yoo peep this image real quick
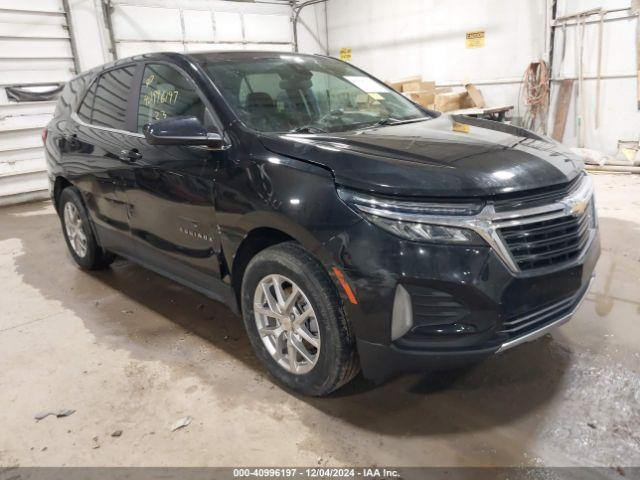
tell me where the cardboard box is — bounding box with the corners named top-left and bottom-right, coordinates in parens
top-left (464, 83), bottom-right (485, 107)
top-left (386, 77), bottom-right (437, 107)
top-left (403, 80), bottom-right (435, 108)
top-left (386, 76), bottom-right (429, 93)
top-left (434, 91), bottom-right (469, 112)
top-left (387, 81), bottom-right (405, 92)
top-left (402, 80), bottom-right (435, 93)
top-left (407, 91), bottom-right (435, 108)
top-left (401, 81), bottom-right (420, 92)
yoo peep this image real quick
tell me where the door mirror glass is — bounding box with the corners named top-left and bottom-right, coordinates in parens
top-left (143, 116), bottom-right (225, 148)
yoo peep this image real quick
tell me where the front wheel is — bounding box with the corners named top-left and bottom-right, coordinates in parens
top-left (241, 242), bottom-right (359, 396)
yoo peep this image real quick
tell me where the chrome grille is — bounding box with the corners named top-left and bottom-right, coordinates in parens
top-left (498, 200), bottom-right (593, 271)
top-left (493, 175), bottom-right (583, 213)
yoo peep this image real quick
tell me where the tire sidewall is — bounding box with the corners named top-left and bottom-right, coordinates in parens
top-left (59, 188), bottom-right (101, 269)
top-left (241, 246), bottom-right (345, 395)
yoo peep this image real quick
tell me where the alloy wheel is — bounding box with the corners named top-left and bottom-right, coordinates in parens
top-left (253, 274), bottom-right (321, 374)
top-left (63, 202), bottom-right (88, 258)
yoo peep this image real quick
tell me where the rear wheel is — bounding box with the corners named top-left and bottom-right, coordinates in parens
top-left (241, 242), bottom-right (359, 396)
top-left (59, 187), bottom-right (115, 270)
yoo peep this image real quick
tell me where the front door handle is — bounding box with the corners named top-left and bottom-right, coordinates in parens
top-left (119, 149), bottom-right (142, 162)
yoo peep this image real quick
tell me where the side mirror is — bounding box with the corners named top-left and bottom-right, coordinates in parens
top-left (143, 116), bottom-right (226, 149)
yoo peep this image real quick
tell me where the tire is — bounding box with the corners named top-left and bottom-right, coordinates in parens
top-left (58, 187), bottom-right (115, 270)
top-left (241, 242), bottom-right (360, 396)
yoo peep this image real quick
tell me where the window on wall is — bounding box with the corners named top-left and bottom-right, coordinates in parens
top-left (137, 63), bottom-right (208, 133)
top-left (91, 66), bottom-right (135, 131)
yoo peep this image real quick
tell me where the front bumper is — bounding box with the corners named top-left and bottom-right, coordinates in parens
top-left (327, 216), bottom-right (600, 382)
top-left (496, 274), bottom-right (593, 353)
top-left (356, 275), bottom-right (593, 381)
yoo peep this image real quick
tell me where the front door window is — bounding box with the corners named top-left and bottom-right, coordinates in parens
top-left (137, 63), bottom-right (210, 132)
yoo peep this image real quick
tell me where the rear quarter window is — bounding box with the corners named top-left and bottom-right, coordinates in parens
top-left (54, 74), bottom-right (93, 118)
top-left (91, 66), bottom-right (136, 131)
top-left (77, 80), bottom-right (97, 123)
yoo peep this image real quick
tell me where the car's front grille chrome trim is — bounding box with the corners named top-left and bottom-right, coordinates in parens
top-left (489, 175), bottom-right (595, 272)
top-left (367, 175), bottom-right (595, 275)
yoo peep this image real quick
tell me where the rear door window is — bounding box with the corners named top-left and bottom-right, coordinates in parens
top-left (91, 66), bottom-right (136, 131)
top-left (137, 63), bottom-right (209, 132)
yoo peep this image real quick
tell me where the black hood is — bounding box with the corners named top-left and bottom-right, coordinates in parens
top-left (257, 115), bottom-right (583, 198)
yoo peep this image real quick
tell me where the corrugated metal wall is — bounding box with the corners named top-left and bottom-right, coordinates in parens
top-left (106, 0), bottom-right (295, 58)
top-left (0, 0), bottom-right (78, 206)
top-left (0, 0), bottom-right (298, 207)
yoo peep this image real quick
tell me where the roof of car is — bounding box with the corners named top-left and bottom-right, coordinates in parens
top-left (97, 50), bottom-right (322, 69)
top-left (189, 50), bottom-right (322, 60)
top-left (74, 50), bottom-right (332, 84)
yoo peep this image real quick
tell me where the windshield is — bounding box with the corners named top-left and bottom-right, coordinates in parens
top-left (201, 54), bottom-right (430, 133)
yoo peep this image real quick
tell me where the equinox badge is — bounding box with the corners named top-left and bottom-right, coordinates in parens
top-left (178, 226), bottom-right (214, 243)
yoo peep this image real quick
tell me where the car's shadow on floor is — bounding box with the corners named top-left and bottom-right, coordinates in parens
top-left (5, 201), bottom-right (575, 437)
top-left (88, 258), bottom-right (574, 438)
top-left (302, 336), bottom-right (573, 436)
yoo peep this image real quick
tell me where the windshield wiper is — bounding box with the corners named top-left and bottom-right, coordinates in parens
top-left (289, 125), bottom-right (328, 134)
top-left (371, 117), bottom-right (402, 127)
top-left (362, 116), bottom-right (432, 130)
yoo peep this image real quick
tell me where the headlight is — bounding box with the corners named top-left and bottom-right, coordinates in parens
top-left (366, 215), bottom-right (480, 243)
top-left (338, 188), bottom-right (485, 244)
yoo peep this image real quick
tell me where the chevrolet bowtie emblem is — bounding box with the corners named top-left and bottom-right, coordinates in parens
top-left (564, 198), bottom-right (589, 217)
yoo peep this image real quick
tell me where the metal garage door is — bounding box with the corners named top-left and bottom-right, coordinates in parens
top-left (0, 0), bottom-right (79, 206)
top-left (105, 0), bottom-right (294, 59)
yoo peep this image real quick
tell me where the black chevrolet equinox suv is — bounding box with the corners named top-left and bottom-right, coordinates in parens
top-left (45, 51), bottom-right (600, 395)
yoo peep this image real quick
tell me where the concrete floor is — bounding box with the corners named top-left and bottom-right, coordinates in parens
top-left (0, 173), bottom-right (639, 468)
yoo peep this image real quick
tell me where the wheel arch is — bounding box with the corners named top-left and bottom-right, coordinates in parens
top-left (53, 176), bottom-right (73, 213)
top-left (228, 214), bottom-right (338, 312)
top-left (53, 177), bottom-right (104, 250)
top-left (230, 227), bottom-right (295, 310)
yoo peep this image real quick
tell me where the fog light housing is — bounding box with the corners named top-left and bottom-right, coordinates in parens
top-left (391, 285), bottom-right (413, 340)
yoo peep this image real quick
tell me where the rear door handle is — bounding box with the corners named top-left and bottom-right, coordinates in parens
top-left (119, 149), bottom-right (142, 162)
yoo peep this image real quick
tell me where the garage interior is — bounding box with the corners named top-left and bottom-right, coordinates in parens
top-left (1, 0), bottom-right (639, 471)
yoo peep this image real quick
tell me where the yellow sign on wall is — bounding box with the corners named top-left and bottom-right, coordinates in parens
top-left (465, 31), bottom-right (485, 49)
top-left (339, 47), bottom-right (352, 61)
